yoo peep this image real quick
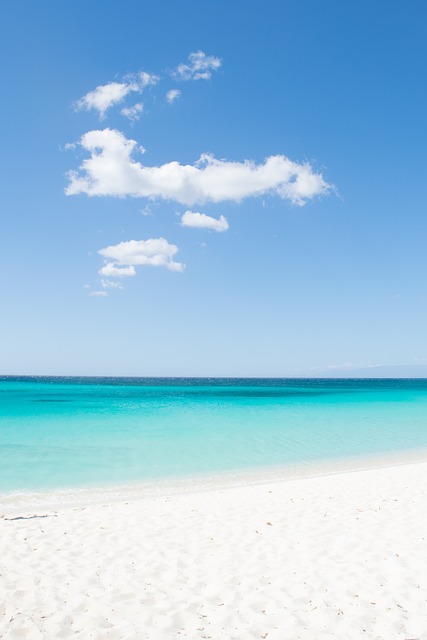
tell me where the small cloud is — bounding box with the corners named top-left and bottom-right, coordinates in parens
top-left (181, 210), bottom-right (229, 232)
top-left (173, 51), bottom-right (222, 81)
top-left (75, 81), bottom-right (137, 119)
top-left (101, 279), bottom-right (123, 289)
top-left (135, 71), bottom-right (159, 89)
top-left (99, 263), bottom-right (136, 277)
top-left (166, 89), bottom-right (181, 104)
top-left (121, 102), bottom-right (144, 122)
top-left (74, 71), bottom-right (158, 119)
top-left (83, 284), bottom-right (91, 289)
top-left (98, 238), bottom-right (185, 275)
top-left (140, 204), bottom-right (153, 217)
top-left (89, 290), bottom-right (108, 297)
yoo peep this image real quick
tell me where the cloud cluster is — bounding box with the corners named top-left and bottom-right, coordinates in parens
top-left (181, 210), bottom-right (229, 232)
top-left (174, 51), bottom-right (222, 81)
top-left (75, 72), bottom-right (158, 119)
top-left (75, 51), bottom-right (217, 121)
top-left (66, 129), bottom-right (331, 206)
top-left (98, 238), bottom-right (185, 277)
top-left (70, 52), bottom-right (334, 297)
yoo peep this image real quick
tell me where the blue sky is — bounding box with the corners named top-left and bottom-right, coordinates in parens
top-left (1, 0), bottom-right (427, 376)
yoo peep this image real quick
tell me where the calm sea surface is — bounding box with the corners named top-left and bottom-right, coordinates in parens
top-left (1, 377), bottom-right (427, 493)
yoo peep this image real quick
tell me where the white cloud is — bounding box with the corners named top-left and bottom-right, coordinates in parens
top-left (66, 129), bottom-right (331, 206)
top-left (98, 238), bottom-right (185, 274)
top-left (166, 89), bottom-right (181, 104)
top-left (140, 204), bottom-right (153, 216)
top-left (174, 51), bottom-right (222, 81)
top-left (181, 210), bottom-right (229, 232)
top-left (75, 72), bottom-right (158, 119)
top-left (101, 279), bottom-right (123, 289)
top-left (136, 71), bottom-right (159, 89)
top-left (76, 82), bottom-right (137, 119)
top-left (99, 263), bottom-right (136, 277)
top-left (121, 102), bottom-right (144, 122)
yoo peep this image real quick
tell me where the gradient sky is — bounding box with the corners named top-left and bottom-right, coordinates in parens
top-left (1, 0), bottom-right (427, 376)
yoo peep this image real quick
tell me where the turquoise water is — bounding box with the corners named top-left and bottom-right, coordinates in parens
top-left (1, 377), bottom-right (427, 493)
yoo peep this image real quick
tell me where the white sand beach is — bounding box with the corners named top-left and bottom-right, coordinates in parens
top-left (1, 458), bottom-right (427, 639)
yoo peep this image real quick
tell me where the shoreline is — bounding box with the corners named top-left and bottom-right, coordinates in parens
top-left (2, 446), bottom-right (427, 515)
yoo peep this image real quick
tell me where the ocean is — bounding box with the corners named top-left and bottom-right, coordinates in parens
top-left (1, 377), bottom-right (427, 493)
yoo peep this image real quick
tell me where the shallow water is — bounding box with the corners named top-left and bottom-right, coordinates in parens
top-left (1, 377), bottom-right (427, 492)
